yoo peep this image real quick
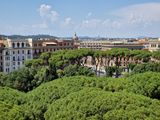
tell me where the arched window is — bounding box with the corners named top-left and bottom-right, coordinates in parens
top-left (12, 43), bottom-right (15, 48)
top-left (22, 43), bottom-right (24, 47)
top-left (17, 43), bottom-right (20, 48)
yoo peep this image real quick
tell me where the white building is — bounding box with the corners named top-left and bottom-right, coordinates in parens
top-left (148, 41), bottom-right (160, 52)
top-left (3, 38), bottom-right (33, 73)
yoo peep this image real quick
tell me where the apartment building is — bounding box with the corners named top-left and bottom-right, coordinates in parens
top-left (148, 41), bottom-right (160, 52)
top-left (102, 41), bottom-right (144, 50)
top-left (79, 40), bottom-right (144, 50)
top-left (2, 38), bottom-right (33, 73)
top-left (28, 38), bottom-right (76, 58)
top-left (0, 39), bottom-right (4, 72)
top-left (0, 33), bottom-right (78, 73)
top-left (79, 40), bottom-right (110, 50)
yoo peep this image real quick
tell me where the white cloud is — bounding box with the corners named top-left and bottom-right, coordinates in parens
top-left (38, 4), bottom-right (59, 22)
top-left (74, 3), bottom-right (160, 37)
top-left (4, 2), bottom-right (160, 37)
top-left (114, 2), bottom-right (160, 27)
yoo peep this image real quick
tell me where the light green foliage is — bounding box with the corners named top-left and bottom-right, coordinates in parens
top-left (45, 88), bottom-right (160, 120)
top-left (0, 49), bottom-right (159, 119)
top-left (126, 72), bottom-right (160, 99)
top-left (0, 72), bottom-right (160, 119)
top-left (0, 87), bottom-right (25, 105)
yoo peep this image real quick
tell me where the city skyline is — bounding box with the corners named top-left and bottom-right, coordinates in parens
top-left (0, 0), bottom-right (160, 37)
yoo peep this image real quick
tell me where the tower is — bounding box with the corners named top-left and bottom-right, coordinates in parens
top-left (72, 32), bottom-right (79, 49)
top-left (72, 32), bottom-right (79, 41)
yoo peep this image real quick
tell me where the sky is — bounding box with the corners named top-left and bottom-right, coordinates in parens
top-left (0, 0), bottom-right (160, 37)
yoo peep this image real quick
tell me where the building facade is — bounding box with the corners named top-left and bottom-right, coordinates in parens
top-left (79, 40), bottom-right (110, 50)
top-left (29, 38), bottom-right (76, 58)
top-left (0, 36), bottom-right (78, 73)
top-left (148, 41), bottom-right (160, 52)
top-left (2, 38), bottom-right (33, 73)
top-left (0, 39), bottom-right (4, 72)
top-left (79, 40), bottom-right (144, 50)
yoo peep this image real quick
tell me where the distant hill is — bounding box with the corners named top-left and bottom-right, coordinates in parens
top-left (0, 34), bottom-right (58, 39)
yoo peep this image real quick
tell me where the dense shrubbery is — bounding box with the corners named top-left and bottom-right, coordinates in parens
top-left (0, 72), bottom-right (160, 119)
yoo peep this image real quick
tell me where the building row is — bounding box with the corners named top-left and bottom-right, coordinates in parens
top-left (0, 36), bottom-right (78, 73)
top-left (78, 38), bottom-right (160, 52)
top-left (0, 33), bottom-right (160, 73)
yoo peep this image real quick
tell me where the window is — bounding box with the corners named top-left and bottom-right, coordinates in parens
top-left (151, 44), bottom-right (156, 47)
top-left (18, 56), bottom-right (20, 61)
top-left (18, 50), bottom-right (20, 54)
top-left (6, 51), bottom-right (9, 55)
top-left (22, 50), bottom-right (24, 54)
top-left (12, 43), bottom-right (15, 48)
top-left (13, 51), bottom-right (15, 54)
top-left (18, 62), bottom-right (20, 65)
top-left (28, 50), bottom-right (30, 54)
top-left (22, 56), bottom-right (25, 60)
top-left (13, 56), bottom-right (15, 61)
top-left (22, 43), bottom-right (24, 47)
top-left (17, 43), bottom-right (20, 48)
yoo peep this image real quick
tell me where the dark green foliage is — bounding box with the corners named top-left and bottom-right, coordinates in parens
top-left (0, 72), bottom-right (8, 86)
top-left (63, 65), bottom-right (95, 77)
top-left (105, 66), bottom-right (116, 77)
top-left (45, 88), bottom-right (160, 120)
top-left (128, 63), bottom-right (136, 71)
top-left (132, 62), bottom-right (160, 74)
top-left (25, 59), bottom-right (43, 68)
top-left (5, 67), bottom-right (36, 92)
top-left (152, 51), bottom-right (160, 60)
